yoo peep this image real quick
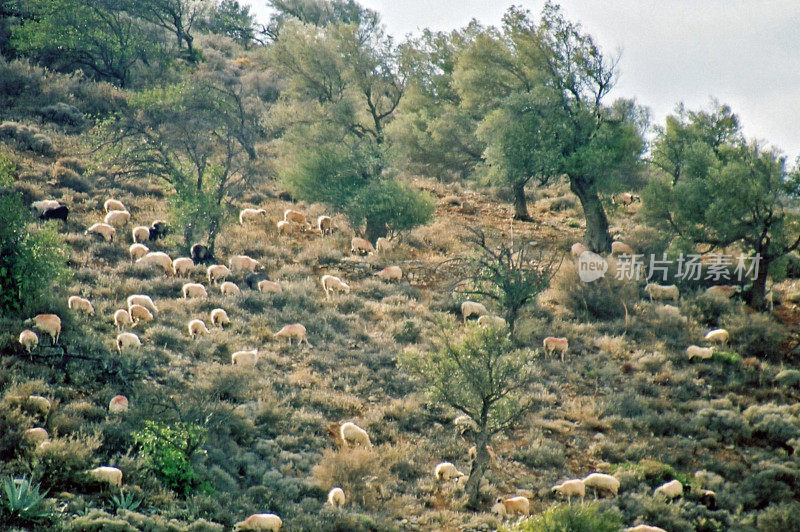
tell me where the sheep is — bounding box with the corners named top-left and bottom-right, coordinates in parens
top-left (188, 319), bottom-right (210, 339)
top-left (233, 513), bottom-right (282, 532)
top-left (467, 445), bottom-right (497, 462)
top-left (148, 220), bottom-right (168, 241)
top-left (327, 487), bottom-right (345, 508)
top-left (129, 243), bottom-right (149, 262)
top-left (132, 226), bottom-right (151, 243)
top-left (173, 257), bottom-right (194, 276)
top-left (704, 328), bottom-right (729, 346)
top-left (644, 283), bottom-right (679, 302)
top-left (239, 208), bottom-right (267, 224)
top-left (582, 473), bottom-right (620, 498)
top-left (705, 285), bottom-right (741, 299)
top-left (340, 421), bottom-right (371, 448)
top-left (283, 209), bottom-right (308, 227)
top-left (698, 488), bottom-right (717, 508)
top-left (376, 237), bottom-right (393, 254)
top-left (127, 295), bottom-right (158, 315)
top-left (114, 309), bottom-right (133, 330)
top-left (26, 314), bottom-right (61, 344)
top-left (26, 395), bottom-right (51, 415)
top-left (210, 308), bottom-right (230, 328)
top-left (232, 348), bottom-right (258, 367)
top-left (273, 323), bottom-right (311, 347)
top-left (88, 466), bottom-right (123, 487)
top-left (128, 304), bottom-right (154, 325)
top-left (570, 242), bottom-right (589, 258)
top-left (258, 280), bottom-right (283, 294)
top-left (68, 295), bottom-right (94, 316)
top-left (477, 315), bottom-right (507, 329)
top-left (615, 192), bottom-right (641, 206)
top-left (654, 479), bottom-right (683, 501)
top-left (461, 301), bottom-right (487, 321)
top-left (686, 345), bottom-right (714, 360)
top-left (32, 199), bottom-right (62, 215)
top-left (543, 337), bottom-right (569, 362)
top-left (552, 479), bottom-right (586, 505)
top-left (220, 281), bottom-right (242, 296)
top-left (85, 222), bottom-right (116, 241)
top-left (454, 414), bottom-right (478, 435)
top-left (18, 330), bottom-right (38, 353)
top-left (317, 215), bottom-right (333, 235)
top-left (624, 526), bottom-right (667, 532)
top-left (492, 496), bottom-right (530, 517)
top-left (24, 427), bottom-right (49, 444)
top-left (104, 199), bottom-right (126, 213)
top-left (321, 275), bottom-right (350, 300)
top-left (182, 283), bottom-right (207, 299)
top-left (276, 220), bottom-right (297, 235)
top-left (136, 251), bottom-right (173, 275)
top-left (350, 237), bottom-right (375, 255)
top-left (191, 243), bottom-right (212, 264)
top-left (377, 266), bottom-right (402, 281)
top-left (207, 264), bottom-right (231, 284)
top-left (104, 209), bottom-right (131, 228)
top-left (39, 205), bottom-right (68, 222)
top-left (109, 395), bottom-right (129, 414)
top-left (434, 462), bottom-right (465, 481)
top-left (611, 241), bottom-right (634, 256)
top-left (116, 332), bottom-right (141, 352)
top-left (230, 255), bottom-right (260, 274)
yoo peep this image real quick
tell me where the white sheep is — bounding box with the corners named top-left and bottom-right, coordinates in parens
top-left (127, 295), bottom-right (158, 315)
top-left (239, 208), bottom-right (267, 225)
top-left (131, 226), bottom-right (151, 243)
top-left (284, 209), bottom-right (308, 227)
top-left (454, 414), bottom-right (478, 434)
top-left (570, 242), bottom-right (589, 259)
top-left (136, 251), bottom-right (173, 275)
top-left (210, 308), bottom-right (230, 328)
top-left (104, 209), bottom-right (131, 228)
top-left (377, 266), bottom-right (402, 281)
top-left (172, 257), bottom-right (194, 276)
top-left (624, 526), bottom-right (667, 532)
top-left (327, 487), bottom-right (345, 508)
top-left (109, 395), bottom-right (129, 414)
top-left (128, 304), bottom-right (154, 325)
top-left (85, 222), bottom-right (116, 241)
top-left (18, 330), bottom-right (38, 353)
top-left (129, 243), bottom-right (149, 262)
top-left (317, 215), bottom-right (332, 235)
top-left (321, 275), bottom-right (350, 300)
top-left (32, 199), bottom-right (62, 215)
top-left (258, 280), bottom-right (283, 294)
top-left (615, 193), bottom-right (641, 206)
top-left (26, 314), bottom-right (61, 344)
top-left (188, 319), bottom-right (210, 339)
top-left (376, 237), bottom-right (393, 254)
top-left (467, 445), bottom-right (497, 462)
top-left (68, 296), bottom-right (94, 316)
top-left (582, 473), bottom-right (620, 498)
top-left (24, 427), bottom-right (49, 444)
top-left (644, 283), bottom-right (679, 302)
top-left (611, 241), bottom-right (634, 256)
top-left (232, 348), bottom-right (258, 367)
top-left (543, 337), bottom-right (569, 362)
top-left (233, 513), bottom-right (282, 532)
top-left (114, 309), bottom-right (133, 331)
top-left (686, 345), bottom-right (714, 361)
top-left (220, 281), bottom-right (242, 296)
top-left (116, 332), bottom-right (141, 352)
top-left (229, 255), bottom-right (260, 273)
top-left (552, 479), bottom-right (586, 505)
top-left (182, 283), bottom-right (208, 299)
top-left (350, 237), bottom-right (375, 255)
top-left (434, 462), bottom-right (465, 481)
top-left (273, 324), bottom-right (311, 347)
top-left (88, 466), bottom-right (123, 487)
top-left (207, 264), bottom-right (231, 284)
top-left (704, 328), bottom-right (729, 346)
top-left (461, 301), bottom-right (487, 321)
top-left (477, 315), bottom-right (507, 329)
top-left (654, 479), bottom-right (683, 501)
top-left (340, 421), bottom-right (371, 448)
top-left (104, 199), bottom-right (126, 213)
top-left (276, 220), bottom-right (297, 235)
top-left (492, 496), bottom-right (530, 517)
top-left (705, 285), bottom-right (740, 299)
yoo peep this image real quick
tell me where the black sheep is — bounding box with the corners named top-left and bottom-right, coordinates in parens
top-left (39, 205), bottom-right (69, 222)
top-left (190, 243), bottom-right (213, 264)
top-left (148, 220), bottom-right (168, 241)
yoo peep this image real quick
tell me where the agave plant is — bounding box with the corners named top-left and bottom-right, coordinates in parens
top-left (0, 476), bottom-right (53, 526)
top-left (109, 489), bottom-right (142, 512)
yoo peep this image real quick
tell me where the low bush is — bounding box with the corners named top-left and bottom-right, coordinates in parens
top-left (554, 261), bottom-right (639, 321)
top-left (508, 503), bottom-right (622, 532)
top-left (721, 312), bottom-right (786, 360)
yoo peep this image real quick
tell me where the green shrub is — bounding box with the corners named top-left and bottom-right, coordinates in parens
top-left (40, 102), bottom-right (83, 126)
top-left (0, 476), bottom-right (53, 527)
top-left (32, 433), bottom-right (102, 491)
top-left (683, 293), bottom-right (735, 327)
top-left (756, 501), bottom-right (800, 531)
top-left (507, 503), bottom-right (622, 532)
top-left (555, 261), bottom-right (639, 321)
top-left (721, 312), bottom-right (786, 359)
top-left (133, 420), bottom-right (210, 496)
top-left (346, 178), bottom-right (435, 239)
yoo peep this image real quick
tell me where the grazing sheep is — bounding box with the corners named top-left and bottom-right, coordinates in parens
top-left (104, 209), bottom-right (131, 228)
top-left (104, 199), bottom-right (126, 213)
top-left (615, 193), bottom-right (641, 206)
top-left (350, 237), bottom-right (375, 255)
top-left (109, 395), bottom-right (128, 414)
top-left (127, 295), bottom-right (158, 315)
top-left (283, 209), bottom-right (308, 226)
top-left (644, 283), bottom-right (680, 302)
top-left (477, 315), bottom-right (507, 328)
top-left (129, 243), bottom-right (149, 262)
top-left (624, 526), bottom-right (667, 532)
top-left (340, 422), bottom-right (371, 448)
top-left (220, 281), bottom-right (241, 296)
top-left (321, 275), bottom-right (350, 300)
top-left (233, 513), bottom-right (282, 532)
top-left (232, 348), bottom-right (258, 367)
top-left (182, 283), bottom-right (208, 299)
top-left (40, 205), bottom-right (68, 222)
top-left (88, 466), bottom-right (123, 487)
top-left (26, 395), bottom-right (51, 415)
top-left (136, 251), bottom-right (173, 275)
top-left (207, 264), bottom-right (231, 284)
top-left (128, 304), bottom-right (154, 325)
top-left (492, 496), bottom-right (530, 517)
top-left (434, 462), bottom-right (465, 481)
top-left (210, 308), bottom-right (230, 328)
top-left (317, 215), bottom-right (332, 235)
top-left (654, 479), bottom-right (683, 501)
top-left (461, 301), bottom-right (487, 321)
top-left (114, 309), bottom-right (133, 330)
top-left (276, 220), bottom-right (297, 235)
top-left (257, 280), bottom-right (283, 294)
top-left (173, 257), bottom-right (194, 276)
top-left (687, 345), bottom-right (714, 360)
top-left (611, 241), bottom-right (634, 256)
top-left (191, 243), bottom-right (212, 264)
top-left (32, 199), bottom-right (62, 215)
top-left (68, 296), bottom-right (94, 316)
top-left (377, 266), bottom-right (402, 281)
top-left (552, 479), bottom-right (586, 505)
top-left (188, 319), bottom-right (210, 339)
top-left (543, 337), bottom-right (569, 362)
top-left (24, 427), bottom-right (49, 444)
top-left (273, 324), bottom-right (311, 347)
top-left (705, 285), bottom-right (741, 299)
top-left (327, 487), bottom-right (345, 508)
top-left (85, 222), bottom-right (116, 241)
top-left (116, 332), bottom-right (141, 352)
top-left (570, 242), bottom-right (589, 259)
top-left (18, 330), bottom-right (38, 353)
top-left (230, 255), bottom-right (260, 273)
top-left (376, 237), bottom-right (393, 254)
top-left (698, 488), bottom-right (717, 507)
top-left (704, 328), bottom-right (729, 346)
top-left (26, 314), bottom-right (61, 344)
top-left (582, 473), bottom-right (620, 498)
top-left (454, 414), bottom-right (478, 435)
top-left (239, 208), bottom-right (266, 224)
top-left (132, 226), bottom-right (151, 243)
top-left (148, 220), bottom-right (168, 241)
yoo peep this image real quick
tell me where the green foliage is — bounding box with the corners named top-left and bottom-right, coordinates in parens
top-left (0, 476), bottom-right (53, 527)
top-left (32, 433), bottom-right (102, 491)
top-left (347, 178), bottom-right (434, 237)
top-left (507, 504), bottom-right (622, 532)
top-left (133, 420), bottom-right (210, 496)
top-left (109, 490), bottom-right (141, 512)
top-left (199, 0), bottom-right (256, 46)
top-left (555, 261), bottom-right (639, 321)
top-left (721, 312), bottom-right (786, 360)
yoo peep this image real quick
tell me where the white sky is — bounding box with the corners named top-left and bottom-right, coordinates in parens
top-left (246, 0), bottom-right (800, 162)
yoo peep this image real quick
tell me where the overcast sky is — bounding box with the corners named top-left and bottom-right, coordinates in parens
top-left (246, 1), bottom-right (800, 162)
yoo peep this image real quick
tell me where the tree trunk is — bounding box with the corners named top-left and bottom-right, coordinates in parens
top-left (465, 431), bottom-right (491, 510)
top-left (746, 255), bottom-right (770, 309)
top-left (363, 217), bottom-right (387, 245)
top-left (512, 181), bottom-right (531, 221)
top-left (183, 222), bottom-right (194, 250)
top-left (207, 216), bottom-right (220, 257)
top-left (570, 177), bottom-right (612, 254)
